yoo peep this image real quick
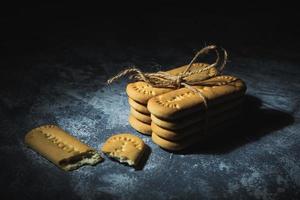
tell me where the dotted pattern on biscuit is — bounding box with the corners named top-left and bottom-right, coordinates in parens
top-left (131, 84), bottom-right (156, 96)
top-left (31, 125), bottom-right (80, 154)
top-left (176, 63), bottom-right (209, 76)
top-left (153, 76), bottom-right (239, 109)
top-left (155, 92), bottom-right (194, 109)
top-left (106, 135), bottom-right (143, 155)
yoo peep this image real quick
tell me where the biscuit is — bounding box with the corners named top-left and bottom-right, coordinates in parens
top-left (152, 131), bottom-right (202, 151)
top-left (128, 115), bottom-right (152, 135)
top-left (152, 119), bottom-right (236, 151)
top-left (167, 63), bottom-right (218, 82)
top-left (126, 63), bottom-right (218, 104)
top-left (126, 82), bottom-right (172, 104)
top-left (101, 133), bottom-right (146, 166)
top-left (150, 97), bottom-right (244, 130)
top-left (24, 125), bottom-right (103, 171)
top-left (147, 75), bottom-right (246, 120)
top-left (128, 97), bottom-right (150, 114)
top-left (130, 107), bottom-right (151, 124)
top-left (151, 107), bottom-right (242, 141)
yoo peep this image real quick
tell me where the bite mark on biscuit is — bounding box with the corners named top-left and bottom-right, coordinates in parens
top-left (102, 134), bottom-right (145, 166)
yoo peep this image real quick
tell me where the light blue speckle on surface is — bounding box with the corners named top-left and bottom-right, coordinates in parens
top-left (1, 47), bottom-right (300, 200)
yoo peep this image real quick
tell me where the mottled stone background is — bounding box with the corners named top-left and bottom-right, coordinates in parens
top-left (0, 3), bottom-right (299, 200)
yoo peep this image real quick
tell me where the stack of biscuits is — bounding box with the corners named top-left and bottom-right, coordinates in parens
top-left (126, 63), bottom-right (218, 135)
top-left (127, 82), bottom-right (172, 135)
top-left (126, 63), bottom-right (246, 151)
top-left (148, 75), bottom-right (246, 151)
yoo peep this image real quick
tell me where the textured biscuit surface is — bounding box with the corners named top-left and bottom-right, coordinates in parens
top-left (101, 133), bottom-right (146, 166)
top-left (130, 107), bottom-right (151, 124)
top-left (126, 63), bottom-right (218, 104)
top-left (150, 97), bottom-right (244, 130)
top-left (128, 97), bottom-right (150, 114)
top-left (167, 63), bottom-right (218, 81)
top-left (24, 125), bottom-right (103, 171)
top-left (148, 76), bottom-right (246, 120)
top-left (128, 115), bottom-right (152, 135)
top-left (126, 82), bottom-right (172, 104)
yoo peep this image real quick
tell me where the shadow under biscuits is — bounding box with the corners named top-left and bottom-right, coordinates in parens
top-left (134, 144), bottom-right (151, 170)
top-left (171, 94), bottom-right (295, 155)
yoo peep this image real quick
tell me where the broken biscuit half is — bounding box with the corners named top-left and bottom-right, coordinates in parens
top-left (25, 125), bottom-right (103, 171)
top-left (101, 133), bottom-right (146, 166)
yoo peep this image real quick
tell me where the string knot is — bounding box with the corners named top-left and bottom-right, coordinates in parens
top-left (175, 75), bottom-right (183, 88)
top-left (107, 45), bottom-right (228, 108)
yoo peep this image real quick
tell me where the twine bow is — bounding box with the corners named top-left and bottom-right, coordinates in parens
top-left (107, 45), bottom-right (228, 108)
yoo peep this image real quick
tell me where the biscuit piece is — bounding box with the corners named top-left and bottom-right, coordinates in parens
top-left (128, 115), bottom-right (152, 135)
top-left (24, 125), bottom-right (103, 171)
top-left (150, 97), bottom-right (244, 130)
top-left (130, 107), bottom-right (151, 124)
top-left (126, 63), bottom-right (218, 104)
top-left (101, 133), bottom-right (146, 166)
top-left (152, 119), bottom-right (236, 151)
top-left (152, 107), bottom-right (242, 141)
top-left (128, 97), bottom-right (150, 114)
top-left (148, 75), bottom-right (246, 120)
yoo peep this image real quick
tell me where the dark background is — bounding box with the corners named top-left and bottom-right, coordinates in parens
top-left (0, 2), bottom-right (300, 200)
top-left (1, 2), bottom-right (300, 61)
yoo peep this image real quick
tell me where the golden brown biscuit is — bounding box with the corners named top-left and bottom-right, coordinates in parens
top-left (152, 131), bottom-right (199, 151)
top-left (101, 133), bottom-right (146, 166)
top-left (128, 115), bottom-right (152, 135)
top-left (150, 97), bottom-right (244, 130)
top-left (128, 97), bottom-right (150, 114)
top-left (126, 63), bottom-right (218, 104)
top-left (24, 125), bottom-right (103, 171)
top-left (130, 107), bottom-right (151, 124)
top-left (148, 75), bottom-right (246, 120)
top-left (126, 81), bottom-right (172, 104)
top-left (151, 107), bottom-right (242, 141)
top-left (167, 63), bottom-right (218, 80)
top-left (152, 119), bottom-right (236, 151)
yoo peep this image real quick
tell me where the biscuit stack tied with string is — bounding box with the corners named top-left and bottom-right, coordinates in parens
top-left (125, 63), bottom-right (218, 135)
top-left (108, 45), bottom-right (247, 151)
top-left (148, 75), bottom-right (246, 151)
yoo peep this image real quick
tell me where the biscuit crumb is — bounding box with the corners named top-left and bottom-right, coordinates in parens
top-left (59, 150), bottom-right (103, 171)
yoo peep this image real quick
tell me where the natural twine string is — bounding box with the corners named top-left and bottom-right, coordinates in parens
top-left (107, 45), bottom-right (228, 108)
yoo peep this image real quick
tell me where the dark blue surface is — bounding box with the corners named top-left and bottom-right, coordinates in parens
top-left (0, 5), bottom-right (300, 200)
top-left (1, 46), bottom-right (300, 200)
